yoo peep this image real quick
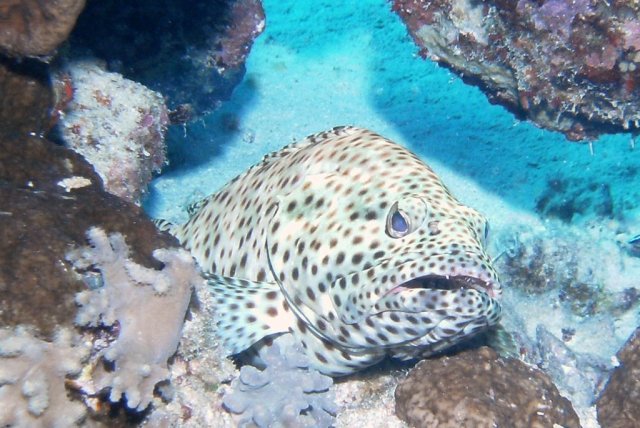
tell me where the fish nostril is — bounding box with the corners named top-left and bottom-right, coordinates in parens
top-left (427, 221), bottom-right (440, 236)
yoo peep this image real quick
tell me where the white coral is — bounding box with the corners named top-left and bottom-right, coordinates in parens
top-left (0, 327), bottom-right (89, 427)
top-left (67, 227), bottom-right (200, 410)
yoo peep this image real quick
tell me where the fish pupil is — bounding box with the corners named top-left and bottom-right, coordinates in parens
top-left (391, 210), bottom-right (409, 234)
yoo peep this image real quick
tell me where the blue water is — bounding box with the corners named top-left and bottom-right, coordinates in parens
top-left (144, 0), bottom-right (638, 226)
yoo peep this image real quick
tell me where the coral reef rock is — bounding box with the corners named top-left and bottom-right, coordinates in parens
top-left (0, 132), bottom-right (177, 336)
top-left (536, 325), bottom-right (610, 410)
top-left (394, 346), bottom-right (580, 428)
top-left (494, 222), bottom-right (639, 318)
top-left (148, 280), bottom-right (238, 427)
top-left (0, 58), bottom-right (53, 139)
top-left (0, 0), bottom-right (85, 58)
top-left (392, 0), bottom-right (640, 140)
top-left (334, 370), bottom-right (405, 428)
top-left (67, 227), bottom-right (199, 411)
top-left (597, 327), bottom-right (640, 428)
top-left (0, 327), bottom-right (89, 427)
top-left (67, 0), bottom-right (265, 116)
top-left (58, 61), bottom-right (169, 204)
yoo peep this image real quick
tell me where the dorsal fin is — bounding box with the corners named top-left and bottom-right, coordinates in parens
top-left (255, 125), bottom-right (357, 169)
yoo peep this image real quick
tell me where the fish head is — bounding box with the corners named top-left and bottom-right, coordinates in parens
top-left (266, 128), bottom-right (501, 357)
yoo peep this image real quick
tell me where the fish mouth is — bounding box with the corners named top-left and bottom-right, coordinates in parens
top-left (388, 274), bottom-right (498, 299)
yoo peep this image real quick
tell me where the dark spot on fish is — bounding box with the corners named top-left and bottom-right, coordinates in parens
top-left (266, 291), bottom-right (278, 300)
top-left (306, 287), bottom-right (316, 301)
top-left (315, 352), bottom-right (328, 364)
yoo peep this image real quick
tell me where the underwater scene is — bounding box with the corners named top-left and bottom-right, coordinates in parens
top-left (1, 0), bottom-right (639, 427)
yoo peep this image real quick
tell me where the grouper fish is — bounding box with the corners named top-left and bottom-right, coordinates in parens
top-left (163, 126), bottom-right (502, 376)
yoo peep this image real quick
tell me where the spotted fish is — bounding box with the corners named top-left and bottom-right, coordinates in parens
top-left (164, 126), bottom-right (501, 376)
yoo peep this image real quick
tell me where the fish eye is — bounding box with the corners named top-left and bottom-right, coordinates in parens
top-left (386, 203), bottom-right (411, 238)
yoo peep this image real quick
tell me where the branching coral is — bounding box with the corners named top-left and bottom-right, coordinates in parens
top-left (0, 327), bottom-right (89, 427)
top-left (223, 336), bottom-right (337, 427)
top-left (67, 227), bottom-right (199, 411)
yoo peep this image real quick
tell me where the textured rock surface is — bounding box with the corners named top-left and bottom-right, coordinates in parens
top-left (0, 0), bottom-right (85, 57)
top-left (58, 61), bottom-right (169, 203)
top-left (597, 327), bottom-right (640, 428)
top-left (0, 133), bottom-right (177, 337)
top-left (147, 282), bottom-right (237, 427)
top-left (392, 0), bottom-right (640, 140)
top-left (68, 0), bottom-right (265, 116)
top-left (334, 370), bottom-right (405, 428)
top-left (0, 58), bottom-right (53, 139)
top-left (494, 222), bottom-right (639, 317)
top-left (395, 347), bottom-right (580, 428)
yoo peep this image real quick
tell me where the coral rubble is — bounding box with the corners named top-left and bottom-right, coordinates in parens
top-left (392, 0), bottom-right (640, 140)
top-left (494, 222), bottom-right (639, 317)
top-left (536, 325), bottom-right (609, 411)
top-left (0, 0), bottom-right (85, 58)
top-left (58, 61), bottom-right (169, 204)
top-left (597, 327), bottom-right (640, 427)
top-left (394, 346), bottom-right (581, 428)
top-left (148, 279), bottom-right (237, 427)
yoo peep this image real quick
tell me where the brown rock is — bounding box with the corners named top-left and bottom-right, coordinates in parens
top-left (0, 57), bottom-right (53, 138)
top-left (392, 0), bottom-right (640, 140)
top-left (68, 0), bottom-right (264, 116)
top-left (0, 0), bottom-right (85, 58)
top-left (597, 328), bottom-right (640, 428)
top-left (395, 347), bottom-right (580, 428)
top-left (0, 134), bottom-right (178, 337)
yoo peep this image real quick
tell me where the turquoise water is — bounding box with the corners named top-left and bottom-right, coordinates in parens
top-left (145, 0), bottom-right (639, 226)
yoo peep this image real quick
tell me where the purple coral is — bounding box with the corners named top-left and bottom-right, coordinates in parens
top-left (528, 0), bottom-right (594, 38)
top-left (223, 336), bottom-right (337, 427)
